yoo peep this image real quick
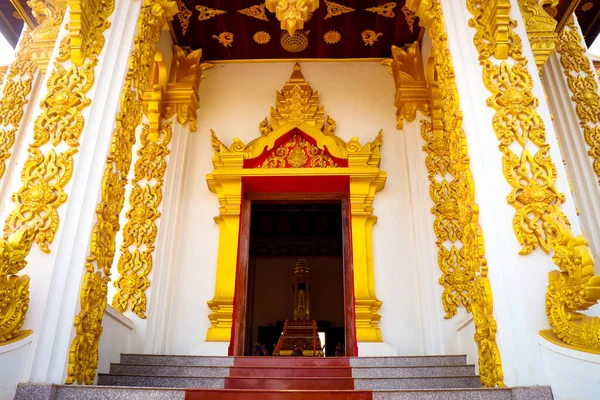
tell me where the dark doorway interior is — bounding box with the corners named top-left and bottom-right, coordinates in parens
top-left (244, 202), bottom-right (345, 356)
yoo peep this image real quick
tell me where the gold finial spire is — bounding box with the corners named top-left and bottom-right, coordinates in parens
top-left (289, 62), bottom-right (304, 82)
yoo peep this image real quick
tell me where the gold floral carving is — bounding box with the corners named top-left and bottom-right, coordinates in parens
top-left (517, 0), bottom-right (559, 71)
top-left (213, 32), bottom-right (234, 48)
top-left (466, 0), bottom-right (600, 354)
top-left (556, 17), bottom-right (600, 184)
top-left (260, 134), bottom-right (339, 168)
top-left (0, 227), bottom-right (36, 345)
top-left (0, 31), bottom-right (35, 181)
top-left (4, 148), bottom-right (76, 253)
top-left (66, 0), bottom-right (178, 385)
top-left (323, 0), bottom-right (355, 19)
top-left (362, 30), bottom-right (382, 46)
top-left (238, 3), bottom-right (269, 21)
top-left (402, 6), bottom-right (416, 33)
top-left (266, 0), bottom-right (319, 36)
top-left (406, 0), bottom-right (505, 387)
top-left (0, 66), bottom-right (7, 85)
top-left (381, 42), bottom-right (430, 129)
top-left (323, 30), bottom-right (341, 44)
top-left (175, 0), bottom-right (192, 35)
top-left (112, 122), bottom-right (172, 318)
top-left (196, 5), bottom-right (226, 21)
top-left (254, 31), bottom-right (271, 44)
top-left (366, 2), bottom-right (397, 18)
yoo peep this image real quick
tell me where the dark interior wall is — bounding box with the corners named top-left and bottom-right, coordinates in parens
top-left (250, 256), bottom-right (344, 346)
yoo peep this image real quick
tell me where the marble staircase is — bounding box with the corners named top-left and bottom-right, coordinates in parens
top-left (15, 354), bottom-right (554, 399)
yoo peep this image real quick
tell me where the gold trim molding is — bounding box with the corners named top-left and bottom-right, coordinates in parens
top-left (206, 63), bottom-right (387, 343)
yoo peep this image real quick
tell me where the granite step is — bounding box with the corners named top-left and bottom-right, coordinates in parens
top-left (109, 363), bottom-right (231, 377)
top-left (14, 384), bottom-right (555, 400)
top-left (233, 356), bottom-right (351, 367)
top-left (354, 376), bottom-right (482, 390)
top-left (119, 354), bottom-right (234, 366)
top-left (96, 373), bottom-right (225, 388)
top-left (230, 366), bottom-right (354, 377)
top-left (350, 356), bottom-right (468, 367)
top-left (351, 365), bottom-right (476, 378)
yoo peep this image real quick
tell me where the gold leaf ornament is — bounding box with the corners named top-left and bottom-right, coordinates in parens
top-left (323, 30), bottom-right (341, 44)
top-left (175, 0), bottom-right (192, 35)
top-left (253, 31), bottom-right (271, 44)
top-left (323, 0), bottom-right (355, 19)
top-left (238, 3), bottom-right (269, 21)
top-left (195, 5), bottom-right (226, 21)
top-left (366, 2), bottom-right (397, 18)
top-left (4, 148), bottom-right (77, 253)
top-left (362, 30), bottom-right (382, 46)
top-left (213, 32), bottom-right (234, 48)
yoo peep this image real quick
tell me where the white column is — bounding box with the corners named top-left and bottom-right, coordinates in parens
top-left (143, 117), bottom-right (192, 354)
top-left (543, 21), bottom-right (600, 261)
top-left (437, 0), bottom-right (586, 386)
top-left (6, 0), bottom-right (143, 384)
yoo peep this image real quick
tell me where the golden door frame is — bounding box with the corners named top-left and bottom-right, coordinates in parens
top-left (205, 63), bottom-right (387, 350)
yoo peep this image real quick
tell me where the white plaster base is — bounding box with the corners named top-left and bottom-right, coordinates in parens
top-left (357, 342), bottom-right (398, 357)
top-left (190, 342), bottom-right (229, 356)
top-left (97, 306), bottom-right (134, 376)
top-left (539, 335), bottom-right (600, 400)
top-left (0, 335), bottom-right (32, 400)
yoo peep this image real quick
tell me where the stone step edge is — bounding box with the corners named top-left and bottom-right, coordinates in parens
top-left (120, 354), bottom-right (468, 359)
top-left (110, 363), bottom-right (475, 369)
top-left (99, 373), bottom-right (480, 380)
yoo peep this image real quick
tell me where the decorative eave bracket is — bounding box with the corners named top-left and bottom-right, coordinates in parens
top-left (382, 41), bottom-right (431, 129)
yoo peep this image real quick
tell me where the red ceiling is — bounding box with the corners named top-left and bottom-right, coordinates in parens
top-left (169, 0), bottom-right (422, 60)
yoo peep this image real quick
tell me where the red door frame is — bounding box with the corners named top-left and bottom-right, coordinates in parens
top-left (229, 176), bottom-right (358, 356)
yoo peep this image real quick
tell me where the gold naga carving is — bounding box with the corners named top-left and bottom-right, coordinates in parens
top-left (466, 0), bottom-right (600, 354)
top-left (28, 0), bottom-right (68, 72)
top-left (266, 0), bottom-right (319, 36)
top-left (517, 0), bottom-right (559, 71)
top-left (381, 41), bottom-right (431, 129)
top-left (0, 226), bottom-right (36, 345)
top-left (208, 63), bottom-right (385, 343)
top-left (406, 0), bottom-right (505, 387)
top-left (66, 0), bottom-right (178, 385)
top-left (555, 16), bottom-right (600, 183)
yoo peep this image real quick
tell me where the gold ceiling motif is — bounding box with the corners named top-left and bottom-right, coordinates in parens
top-left (323, 0), bottom-right (355, 19)
top-left (281, 30), bottom-right (309, 52)
top-left (366, 2), bottom-right (397, 18)
top-left (401, 5), bottom-right (416, 32)
top-left (253, 31), bottom-right (271, 44)
top-left (196, 5), bottom-right (226, 21)
top-left (266, 0), bottom-right (319, 36)
top-left (175, 0), bottom-right (192, 35)
top-left (213, 32), bottom-right (234, 47)
top-left (238, 3), bottom-right (269, 21)
top-left (582, 2), bottom-right (594, 11)
top-left (323, 30), bottom-right (341, 44)
top-left (362, 30), bottom-right (382, 46)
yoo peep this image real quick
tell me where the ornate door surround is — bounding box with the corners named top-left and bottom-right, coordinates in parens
top-left (205, 64), bottom-right (387, 351)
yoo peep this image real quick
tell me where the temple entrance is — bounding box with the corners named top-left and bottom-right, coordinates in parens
top-left (244, 203), bottom-right (346, 356)
top-left (230, 190), bottom-right (357, 357)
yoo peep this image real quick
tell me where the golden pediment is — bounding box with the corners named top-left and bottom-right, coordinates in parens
top-left (211, 63), bottom-right (383, 169)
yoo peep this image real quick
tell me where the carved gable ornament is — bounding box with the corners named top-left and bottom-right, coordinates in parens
top-left (211, 63), bottom-right (383, 170)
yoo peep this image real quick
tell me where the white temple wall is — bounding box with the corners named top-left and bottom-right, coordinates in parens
top-left (165, 60), bottom-right (456, 357)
